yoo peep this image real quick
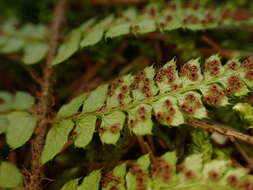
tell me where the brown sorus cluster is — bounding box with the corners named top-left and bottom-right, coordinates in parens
top-left (156, 65), bottom-right (176, 83)
top-left (228, 61), bottom-right (239, 70)
top-left (148, 7), bottom-right (157, 18)
top-left (183, 15), bottom-right (199, 25)
top-left (138, 106), bottom-right (147, 121)
top-left (156, 65), bottom-right (182, 91)
top-left (162, 2), bottom-right (177, 11)
top-left (204, 59), bottom-right (221, 76)
top-left (107, 77), bottom-right (130, 106)
top-left (226, 75), bottom-right (243, 95)
top-left (243, 57), bottom-right (253, 70)
top-left (131, 25), bottom-right (140, 34)
top-left (180, 63), bottom-right (199, 81)
top-left (132, 70), bottom-right (153, 97)
top-left (151, 158), bottom-right (172, 182)
top-left (129, 163), bottom-right (147, 190)
top-left (155, 99), bottom-right (176, 124)
top-left (183, 170), bottom-right (196, 180)
top-left (128, 106), bottom-right (148, 128)
top-left (98, 123), bottom-right (121, 134)
top-left (207, 170), bottom-right (220, 181)
top-left (240, 180), bottom-right (253, 190)
top-left (184, 1), bottom-right (200, 10)
top-left (204, 84), bottom-right (225, 105)
top-left (159, 14), bottom-right (173, 29)
top-left (176, 164), bottom-right (196, 180)
top-left (243, 58), bottom-right (253, 81)
top-left (180, 93), bottom-right (202, 114)
top-left (202, 12), bottom-right (216, 25)
top-left (226, 175), bottom-right (239, 186)
top-left (101, 171), bottom-right (121, 190)
top-left (222, 9), bottom-right (251, 21)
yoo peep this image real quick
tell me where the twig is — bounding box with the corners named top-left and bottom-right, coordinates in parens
top-left (146, 136), bottom-right (155, 153)
top-left (26, 0), bottom-right (69, 189)
top-left (136, 135), bottom-right (148, 154)
top-left (233, 141), bottom-right (253, 171)
top-left (136, 136), bottom-right (155, 161)
top-left (186, 119), bottom-right (253, 145)
top-left (7, 151), bottom-right (17, 164)
top-left (201, 35), bottom-right (232, 59)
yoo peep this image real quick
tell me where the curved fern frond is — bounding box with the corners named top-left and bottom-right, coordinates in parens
top-left (52, 2), bottom-right (253, 65)
top-left (0, 19), bottom-right (48, 64)
top-left (40, 55), bottom-right (253, 163)
top-left (60, 151), bottom-right (253, 190)
top-left (0, 91), bottom-right (37, 149)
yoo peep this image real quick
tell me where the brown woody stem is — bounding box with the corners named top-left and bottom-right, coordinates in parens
top-left (26, 0), bottom-right (68, 189)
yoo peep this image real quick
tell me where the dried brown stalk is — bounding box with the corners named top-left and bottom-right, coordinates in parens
top-left (187, 119), bottom-right (253, 145)
top-left (201, 35), bottom-right (232, 59)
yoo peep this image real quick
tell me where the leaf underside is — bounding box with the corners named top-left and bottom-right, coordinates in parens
top-left (60, 151), bottom-right (253, 190)
top-left (42, 55), bottom-right (253, 163)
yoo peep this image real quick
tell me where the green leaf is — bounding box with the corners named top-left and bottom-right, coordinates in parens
top-left (131, 66), bottom-right (158, 101)
top-left (126, 154), bottom-right (151, 190)
top-left (127, 104), bottom-right (153, 135)
top-left (178, 91), bottom-right (207, 119)
top-left (22, 43), bottom-right (48, 64)
top-left (105, 23), bottom-right (131, 39)
top-left (80, 15), bottom-right (113, 47)
top-left (189, 129), bottom-right (213, 162)
top-left (99, 111), bottom-right (126, 144)
top-left (77, 170), bottom-right (101, 190)
top-left (60, 179), bottom-right (79, 190)
top-left (0, 91), bottom-right (13, 111)
top-left (6, 111), bottom-right (36, 149)
top-left (233, 103), bottom-right (253, 128)
top-left (0, 116), bottom-right (8, 134)
top-left (180, 58), bottom-right (203, 86)
top-left (106, 74), bottom-right (133, 108)
top-left (57, 93), bottom-right (88, 118)
top-left (12, 91), bottom-right (35, 110)
top-left (156, 59), bottom-right (182, 93)
top-left (105, 8), bottom-right (136, 38)
top-left (202, 160), bottom-right (229, 179)
top-left (200, 84), bottom-right (229, 106)
top-left (152, 151), bottom-right (178, 190)
top-left (0, 162), bottom-right (23, 188)
top-left (132, 19), bottom-right (156, 34)
top-left (203, 54), bottom-right (224, 81)
top-left (52, 30), bottom-right (81, 65)
top-left (80, 29), bottom-right (104, 48)
top-left (82, 84), bottom-right (108, 113)
top-left (0, 38), bottom-right (24, 53)
top-left (52, 19), bottom-right (95, 65)
top-left (103, 163), bottom-right (126, 190)
top-left (152, 96), bottom-right (184, 127)
top-left (40, 120), bottom-right (74, 164)
top-left (183, 154), bottom-right (203, 175)
top-left (74, 115), bottom-right (97, 148)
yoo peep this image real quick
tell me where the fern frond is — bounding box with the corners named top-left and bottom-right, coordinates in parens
top-left (0, 91), bottom-right (36, 149)
top-left (0, 19), bottom-right (48, 64)
top-left (60, 151), bottom-right (253, 190)
top-left (52, 2), bottom-right (253, 65)
top-left (41, 55), bottom-right (253, 163)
